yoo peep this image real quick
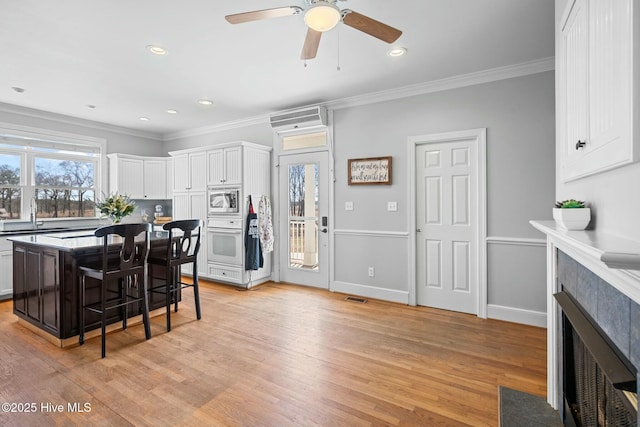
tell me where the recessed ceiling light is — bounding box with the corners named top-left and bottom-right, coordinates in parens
top-left (139, 117), bottom-right (150, 121)
top-left (11, 86), bottom-right (25, 93)
top-left (197, 99), bottom-right (214, 106)
top-left (388, 47), bottom-right (407, 57)
top-left (166, 109), bottom-right (178, 114)
top-left (146, 45), bottom-right (167, 55)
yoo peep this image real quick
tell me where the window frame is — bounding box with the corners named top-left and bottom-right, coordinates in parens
top-left (0, 122), bottom-right (106, 222)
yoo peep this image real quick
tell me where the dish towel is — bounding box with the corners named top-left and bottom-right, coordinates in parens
top-left (258, 195), bottom-right (274, 253)
top-left (245, 196), bottom-right (263, 270)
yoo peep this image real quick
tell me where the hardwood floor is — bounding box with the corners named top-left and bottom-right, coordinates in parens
top-left (0, 281), bottom-right (546, 426)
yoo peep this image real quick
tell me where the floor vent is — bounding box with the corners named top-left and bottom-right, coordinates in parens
top-left (345, 296), bottom-right (368, 304)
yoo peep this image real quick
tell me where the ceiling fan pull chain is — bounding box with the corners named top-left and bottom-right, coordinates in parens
top-left (336, 24), bottom-right (341, 71)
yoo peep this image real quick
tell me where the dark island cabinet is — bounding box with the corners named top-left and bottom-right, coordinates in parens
top-left (13, 245), bottom-right (60, 336)
top-left (12, 238), bottom-right (171, 340)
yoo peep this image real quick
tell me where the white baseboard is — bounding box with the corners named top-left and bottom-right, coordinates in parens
top-left (332, 281), bottom-right (409, 305)
top-left (487, 304), bottom-right (547, 328)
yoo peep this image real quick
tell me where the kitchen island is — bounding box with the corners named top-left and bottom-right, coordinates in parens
top-left (8, 229), bottom-right (171, 345)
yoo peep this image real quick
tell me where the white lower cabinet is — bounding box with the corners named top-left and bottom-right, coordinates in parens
top-left (172, 191), bottom-right (207, 278)
top-left (207, 264), bottom-right (243, 284)
top-left (0, 238), bottom-right (13, 300)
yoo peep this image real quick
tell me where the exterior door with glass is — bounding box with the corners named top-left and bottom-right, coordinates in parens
top-left (278, 152), bottom-right (329, 289)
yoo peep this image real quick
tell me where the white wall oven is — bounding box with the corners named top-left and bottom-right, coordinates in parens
top-left (208, 188), bottom-right (239, 215)
top-left (207, 218), bottom-right (243, 266)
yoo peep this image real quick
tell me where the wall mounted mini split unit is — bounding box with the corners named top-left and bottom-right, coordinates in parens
top-left (269, 105), bottom-right (327, 133)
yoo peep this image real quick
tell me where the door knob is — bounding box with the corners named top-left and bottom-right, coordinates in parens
top-left (416, 228), bottom-right (422, 232)
top-left (321, 228), bottom-right (328, 234)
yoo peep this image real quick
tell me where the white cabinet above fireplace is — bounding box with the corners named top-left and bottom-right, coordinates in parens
top-left (558, 0), bottom-right (638, 181)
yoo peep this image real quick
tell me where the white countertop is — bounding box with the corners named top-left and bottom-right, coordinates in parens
top-left (7, 229), bottom-right (169, 252)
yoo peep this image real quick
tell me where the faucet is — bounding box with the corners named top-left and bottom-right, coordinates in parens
top-left (30, 197), bottom-right (38, 229)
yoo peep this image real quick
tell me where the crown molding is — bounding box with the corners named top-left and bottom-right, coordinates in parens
top-left (161, 57), bottom-right (554, 141)
top-left (162, 114), bottom-right (270, 141)
top-left (0, 57), bottom-right (554, 142)
top-left (325, 56), bottom-right (555, 110)
top-left (0, 102), bottom-right (162, 141)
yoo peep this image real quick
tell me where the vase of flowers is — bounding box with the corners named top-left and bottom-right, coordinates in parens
top-left (96, 193), bottom-right (136, 224)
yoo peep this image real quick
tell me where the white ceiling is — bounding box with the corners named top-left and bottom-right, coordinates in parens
top-left (0, 0), bottom-right (555, 138)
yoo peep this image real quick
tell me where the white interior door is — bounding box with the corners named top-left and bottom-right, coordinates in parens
top-left (278, 152), bottom-right (329, 288)
top-left (415, 136), bottom-right (482, 314)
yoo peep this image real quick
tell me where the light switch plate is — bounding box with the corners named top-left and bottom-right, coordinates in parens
top-left (345, 201), bottom-right (354, 211)
top-left (387, 201), bottom-right (398, 211)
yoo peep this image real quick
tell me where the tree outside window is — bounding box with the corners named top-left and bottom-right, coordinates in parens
top-left (0, 154), bottom-right (21, 219)
top-left (34, 157), bottom-right (96, 218)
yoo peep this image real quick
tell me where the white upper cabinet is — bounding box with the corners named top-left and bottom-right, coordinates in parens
top-left (172, 154), bottom-right (189, 191)
top-left (559, 0), bottom-right (637, 181)
top-left (143, 159), bottom-right (168, 199)
top-left (207, 146), bottom-right (242, 186)
top-left (113, 156), bottom-right (144, 198)
top-left (108, 154), bottom-right (171, 199)
top-left (172, 151), bottom-right (207, 191)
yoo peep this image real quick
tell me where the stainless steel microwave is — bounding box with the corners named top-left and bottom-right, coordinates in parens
top-left (208, 188), bottom-right (239, 214)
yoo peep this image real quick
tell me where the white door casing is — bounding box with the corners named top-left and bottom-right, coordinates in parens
top-left (408, 129), bottom-right (487, 317)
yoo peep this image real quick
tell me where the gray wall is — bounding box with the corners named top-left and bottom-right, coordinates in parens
top-left (162, 122), bottom-right (273, 153)
top-left (0, 103), bottom-right (164, 156)
top-left (554, 0), bottom-right (640, 241)
top-left (332, 71), bottom-right (555, 321)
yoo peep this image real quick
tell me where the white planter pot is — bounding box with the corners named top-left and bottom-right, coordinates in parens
top-left (553, 207), bottom-right (591, 230)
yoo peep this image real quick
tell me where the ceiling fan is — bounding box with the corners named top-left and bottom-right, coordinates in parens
top-left (225, 0), bottom-right (402, 60)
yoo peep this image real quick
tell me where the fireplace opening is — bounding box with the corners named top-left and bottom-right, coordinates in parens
top-left (555, 292), bottom-right (637, 426)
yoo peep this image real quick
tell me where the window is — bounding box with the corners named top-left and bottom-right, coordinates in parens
top-left (34, 156), bottom-right (95, 218)
top-left (281, 131), bottom-right (327, 151)
top-left (0, 126), bottom-right (103, 221)
top-left (0, 153), bottom-right (21, 219)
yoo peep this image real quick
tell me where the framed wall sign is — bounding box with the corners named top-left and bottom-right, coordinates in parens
top-left (348, 156), bottom-right (392, 185)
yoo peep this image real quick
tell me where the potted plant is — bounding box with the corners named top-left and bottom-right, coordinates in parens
top-left (553, 199), bottom-right (591, 230)
top-left (95, 193), bottom-right (136, 224)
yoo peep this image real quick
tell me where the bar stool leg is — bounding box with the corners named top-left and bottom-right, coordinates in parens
top-left (101, 280), bottom-right (107, 359)
top-left (122, 277), bottom-right (128, 331)
top-left (173, 265), bottom-right (179, 313)
top-left (165, 265), bottom-right (172, 332)
top-left (193, 260), bottom-right (201, 321)
top-left (79, 274), bottom-right (85, 345)
top-left (142, 271), bottom-right (151, 340)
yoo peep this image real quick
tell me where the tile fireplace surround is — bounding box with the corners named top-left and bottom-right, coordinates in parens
top-left (530, 220), bottom-right (640, 420)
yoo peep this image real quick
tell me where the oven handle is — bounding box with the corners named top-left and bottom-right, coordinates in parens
top-left (208, 228), bottom-right (242, 234)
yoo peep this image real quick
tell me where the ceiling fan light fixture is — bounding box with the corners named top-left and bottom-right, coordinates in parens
top-left (304, 2), bottom-right (341, 32)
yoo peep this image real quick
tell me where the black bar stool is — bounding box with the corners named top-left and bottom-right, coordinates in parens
top-left (78, 223), bottom-right (152, 358)
top-left (148, 219), bottom-right (202, 332)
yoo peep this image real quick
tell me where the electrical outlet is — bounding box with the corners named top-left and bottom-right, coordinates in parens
top-left (368, 267), bottom-right (375, 277)
top-left (345, 201), bottom-right (354, 211)
top-left (387, 201), bottom-right (398, 211)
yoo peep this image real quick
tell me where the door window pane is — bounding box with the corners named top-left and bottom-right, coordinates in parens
top-left (288, 163), bottom-right (319, 270)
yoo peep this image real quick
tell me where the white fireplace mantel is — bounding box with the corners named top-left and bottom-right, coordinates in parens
top-left (530, 220), bottom-right (640, 305)
top-left (529, 220), bottom-right (640, 411)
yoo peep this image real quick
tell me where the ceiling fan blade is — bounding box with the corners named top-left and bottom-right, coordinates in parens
top-left (301, 28), bottom-right (322, 60)
top-left (225, 6), bottom-right (302, 24)
top-left (342, 10), bottom-right (402, 44)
